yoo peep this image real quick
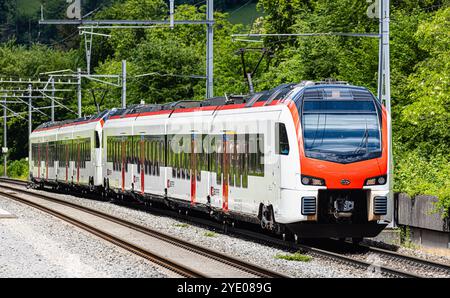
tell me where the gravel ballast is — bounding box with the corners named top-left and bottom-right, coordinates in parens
top-left (24, 188), bottom-right (379, 278)
top-left (0, 196), bottom-right (171, 278)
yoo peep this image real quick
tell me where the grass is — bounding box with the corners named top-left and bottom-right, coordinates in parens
top-left (275, 252), bottom-right (313, 262)
top-left (204, 231), bottom-right (217, 237)
top-left (400, 226), bottom-right (418, 249)
top-left (174, 223), bottom-right (189, 228)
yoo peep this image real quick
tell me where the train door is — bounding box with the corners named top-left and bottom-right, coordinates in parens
top-left (45, 143), bottom-right (49, 180)
top-left (190, 134), bottom-right (197, 205)
top-left (189, 134), bottom-right (208, 206)
top-left (65, 141), bottom-right (69, 183)
top-left (75, 139), bottom-right (80, 184)
top-left (138, 136), bottom-right (144, 194)
top-left (222, 134), bottom-right (230, 211)
top-left (209, 133), bottom-right (232, 212)
top-left (37, 143), bottom-right (41, 179)
top-left (167, 134), bottom-right (191, 202)
top-left (208, 135), bottom-right (221, 210)
top-left (121, 139), bottom-right (126, 191)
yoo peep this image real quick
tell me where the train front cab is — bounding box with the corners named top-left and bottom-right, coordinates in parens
top-left (278, 84), bottom-right (391, 238)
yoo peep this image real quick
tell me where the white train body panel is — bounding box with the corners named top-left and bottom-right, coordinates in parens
top-left (30, 83), bottom-right (391, 238)
top-left (30, 118), bottom-right (104, 187)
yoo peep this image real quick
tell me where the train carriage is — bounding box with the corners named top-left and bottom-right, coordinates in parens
top-left (30, 81), bottom-right (392, 240)
top-left (30, 111), bottom-right (108, 189)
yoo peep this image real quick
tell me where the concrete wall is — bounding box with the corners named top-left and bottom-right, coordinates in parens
top-left (397, 193), bottom-right (449, 232)
top-left (396, 193), bottom-right (450, 249)
top-left (409, 227), bottom-right (450, 249)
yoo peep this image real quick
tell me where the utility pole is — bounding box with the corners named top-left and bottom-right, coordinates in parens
top-left (122, 60), bottom-right (126, 108)
top-left (206, 0), bottom-right (214, 98)
top-left (51, 77), bottom-right (55, 121)
top-left (40, 1), bottom-right (215, 100)
top-left (28, 84), bottom-right (32, 140)
top-left (382, 0), bottom-right (393, 227)
top-left (2, 95), bottom-right (6, 177)
top-left (77, 68), bottom-right (82, 117)
top-left (377, 0), bottom-right (383, 100)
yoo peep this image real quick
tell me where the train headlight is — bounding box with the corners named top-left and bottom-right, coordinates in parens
top-left (301, 175), bottom-right (325, 186)
top-left (364, 175), bottom-right (387, 186)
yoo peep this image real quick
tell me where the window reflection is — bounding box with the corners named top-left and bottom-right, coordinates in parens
top-left (302, 100), bottom-right (381, 163)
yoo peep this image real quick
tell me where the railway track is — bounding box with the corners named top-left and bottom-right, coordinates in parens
top-left (356, 242), bottom-right (450, 277)
top-left (2, 178), bottom-right (449, 278)
top-left (0, 179), bottom-right (285, 278)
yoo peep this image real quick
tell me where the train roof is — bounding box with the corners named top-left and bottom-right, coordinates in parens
top-left (34, 110), bottom-right (109, 131)
top-left (112, 83), bottom-right (298, 118)
top-left (33, 80), bottom-right (376, 131)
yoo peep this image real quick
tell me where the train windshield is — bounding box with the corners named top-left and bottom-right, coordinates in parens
top-left (302, 97), bottom-right (382, 164)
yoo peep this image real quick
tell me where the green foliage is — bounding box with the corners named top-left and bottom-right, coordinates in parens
top-left (0, 42), bottom-right (81, 159)
top-left (393, 7), bottom-right (450, 217)
top-left (275, 251), bottom-right (312, 262)
top-left (0, 159), bottom-right (29, 180)
top-left (399, 226), bottom-right (417, 249)
top-left (395, 151), bottom-right (450, 218)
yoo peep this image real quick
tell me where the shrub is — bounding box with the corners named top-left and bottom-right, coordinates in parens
top-left (394, 150), bottom-right (450, 218)
top-left (0, 159), bottom-right (29, 180)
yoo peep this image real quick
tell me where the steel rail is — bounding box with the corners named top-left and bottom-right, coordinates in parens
top-left (359, 242), bottom-right (450, 274)
top-left (0, 179), bottom-right (285, 278)
top-left (6, 178), bottom-right (446, 277)
top-left (0, 188), bottom-right (204, 278)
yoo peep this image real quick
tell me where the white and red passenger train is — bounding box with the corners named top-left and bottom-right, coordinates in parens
top-left (29, 81), bottom-right (392, 240)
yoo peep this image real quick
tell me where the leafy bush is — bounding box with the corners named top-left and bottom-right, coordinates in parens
top-left (394, 150), bottom-right (450, 218)
top-left (0, 159), bottom-right (29, 180)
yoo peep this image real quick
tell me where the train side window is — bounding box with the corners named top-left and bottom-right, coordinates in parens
top-left (136, 138), bottom-right (140, 173)
top-left (228, 135), bottom-right (235, 187)
top-left (248, 134), bottom-right (257, 176)
top-left (106, 138), bottom-right (110, 163)
top-left (68, 141), bottom-right (71, 162)
top-left (256, 134), bottom-right (264, 176)
top-left (114, 139), bottom-right (118, 170)
top-left (110, 139), bottom-right (113, 168)
top-left (95, 131), bottom-right (100, 149)
top-left (242, 134), bottom-right (249, 188)
top-left (149, 139), bottom-right (153, 176)
top-left (236, 134), bottom-right (244, 188)
top-left (113, 139), bottom-right (116, 170)
top-left (185, 136), bottom-right (190, 180)
top-left (275, 122), bottom-right (290, 155)
top-left (145, 138), bottom-right (149, 175)
top-left (154, 140), bottom-right (159, 176)
top-left (216, 137), bottom-right (222, 185)
top-left (169, 137), bottom-right (173, 176)
top-left (158, 139), bottom-right (163, 176)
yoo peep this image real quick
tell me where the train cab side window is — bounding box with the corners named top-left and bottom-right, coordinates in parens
top-left (275, 123), bottom-right (290, 155)
top-left (95, 131), bottom-right (100, 149)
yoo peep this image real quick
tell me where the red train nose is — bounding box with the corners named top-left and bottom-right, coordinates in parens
top-left (301, 157), bottom-right (387, 189)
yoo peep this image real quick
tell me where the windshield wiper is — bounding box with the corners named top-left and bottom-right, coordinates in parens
top-left (353, 122), bottom-right (369, 155)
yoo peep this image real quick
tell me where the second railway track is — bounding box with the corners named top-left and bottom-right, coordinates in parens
top-left (2, 178), bottom-right (450, 278)
top-left (0, 180), bottom-right (286, 278)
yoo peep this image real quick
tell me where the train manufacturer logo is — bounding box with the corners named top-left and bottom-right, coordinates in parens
top-left (340, 179), bottom-right (351, 185)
